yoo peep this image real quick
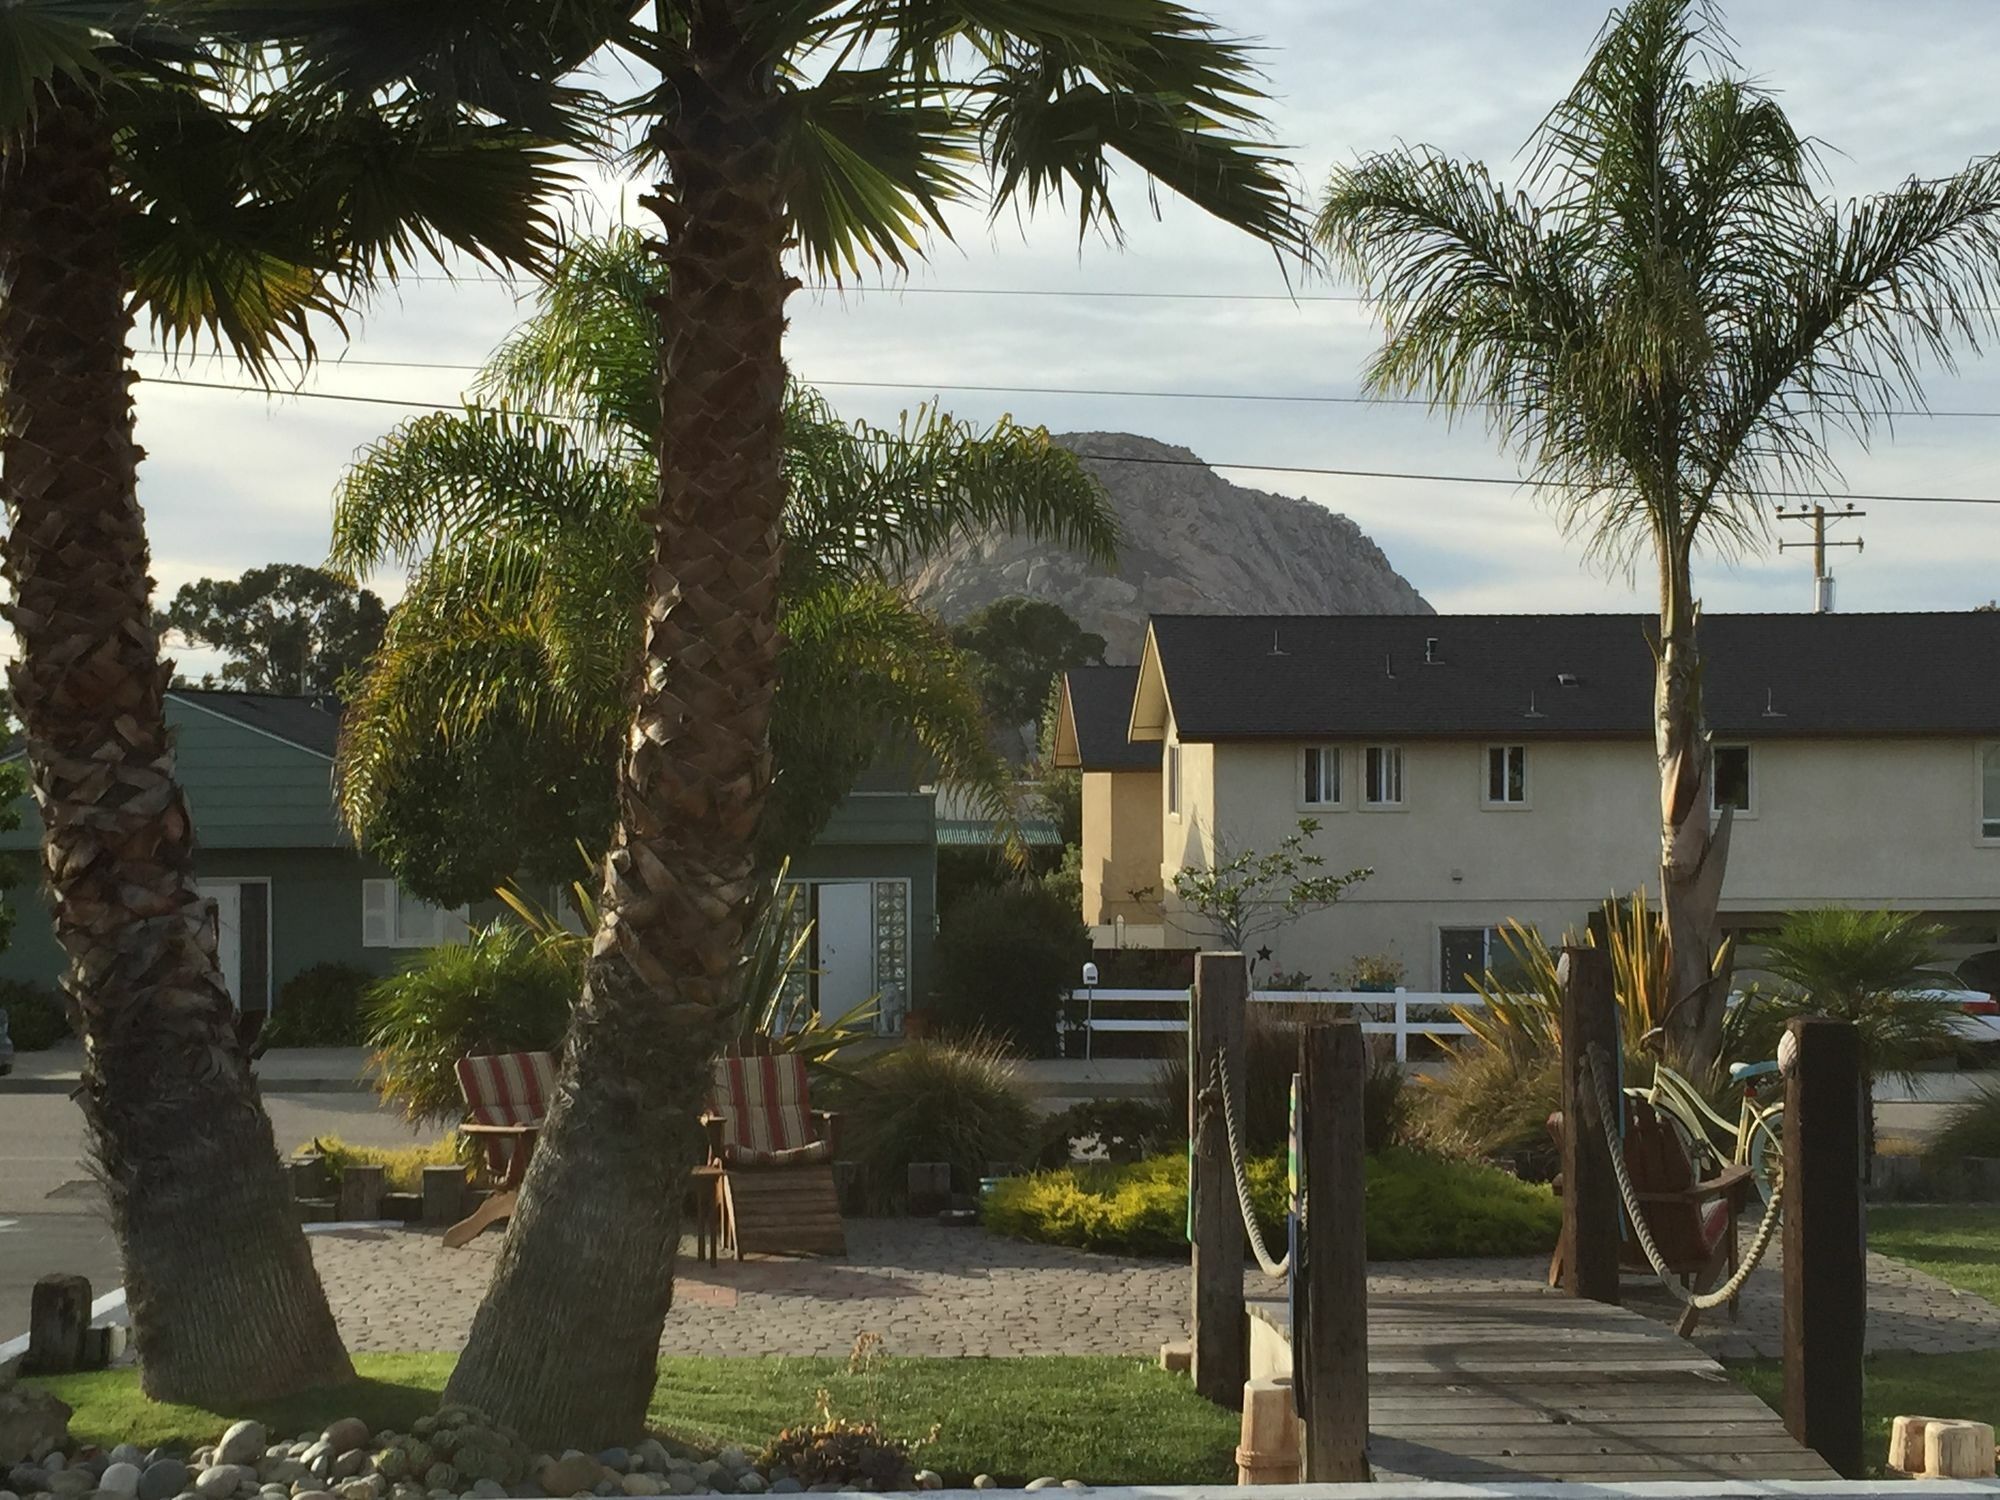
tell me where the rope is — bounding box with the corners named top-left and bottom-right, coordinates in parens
top-left (1210, 1053), bottom-right (1291, 1279)
top-left (1581, 1045), bottom-right (1783, 1310)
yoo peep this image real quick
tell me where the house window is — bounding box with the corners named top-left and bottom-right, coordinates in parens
top-left (1364, 745), bottom-right (1404, 806)
top-left (1167, 743), bottom-right (1182, 817)
top-left (1485, 745), bottom-right (1528, 805)
top-left (1301, 746), bottom-right (1341, 808)
top-left (1983, 744), bottom-right (2000, 840)
top-left (1712, 744), bottom-right (1753, 814)
top-left (362, 878), bottom-right (470, 949)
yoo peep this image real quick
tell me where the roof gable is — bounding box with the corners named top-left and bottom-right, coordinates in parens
top-left (1055, 666), bottom-right (1156, 771)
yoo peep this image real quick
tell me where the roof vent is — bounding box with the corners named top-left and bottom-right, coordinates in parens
top-left (1556, 672), bottom-right (1580, 688)
top-left (1268, 625), bottom-right (1287, 657)
top-left (1523, 690), bottom-right (1546, 719)
top-left (1424, 636), bottom-right (1441, 664)
top-left (1384, 650), bottom-right (1395, 679)
top-left (1763, 687), bottom-right (1785, 718)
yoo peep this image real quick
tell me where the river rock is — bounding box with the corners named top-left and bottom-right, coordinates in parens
top-left (137, 1461), bottom-right (189, 1500)
top-left (1024, 1481), bottom-right (1060, 1492)
top-left (765, 1482), bottom-right (800, 1496)
top-left (1062, 1485), bottom-right (1091, 1492)
top-left (194, 1467), bottom-right (252, 1500)
top-left (0, 1383), bottom-right (71, 1466)
top-left (969, 1479), bottom-right (995, 1492)
top-left (912, 1475), bottom-right (941, 1492)
top-left (334, 1477), bottom-right (383, 1500)
top-left (107, 1450), bottom-right (145, 1472)
top-left (8, 1467), bottom-right (49, 1495)
top-left (294, 1492), bottom-right (336, 1500)
top-left (732, 1476), bottom-right (765, 1496)
top-left (320, 1426), bottom-right (368, 1462)
top-left (49, 1470), bottom-right (97, 1497)
top-left (99, 1463), bottom-right (143, 1498)
top-left (617, 1477), bottom-right (659, 1498)
top-left (537, 1457), bottom-right (601, 1497)
top-left (216, 1429), bottom-right (265, 1470)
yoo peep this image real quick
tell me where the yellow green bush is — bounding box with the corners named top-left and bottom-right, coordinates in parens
top-left (300, 1134), bottom-right (466, 1192)
top-left (985, 1149), bottom-right (1558, 1261)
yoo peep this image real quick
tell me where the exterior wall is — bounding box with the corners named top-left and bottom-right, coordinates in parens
top-left (1081, 769), bottom-right (1164, 925)
top-left (1148, 734), bottom-right (2000, 988)
top-left (791, 790), bottom-right (938, 1015)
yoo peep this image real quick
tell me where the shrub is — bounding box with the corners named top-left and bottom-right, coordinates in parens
top-left (985, 1148), bottom-right (1559, 1260)
top-left (0, 978), bottom-right (71, 1051)
top-left (1411, 1044), bottom-right (1563, 1177)
top-left (264, 962), bottom-right (375, 1047)
top-left (1932, 1085), bottom-right (2000, 1161)
top-left (1033, 1097), bottom-right (1179, 1168)
top-left (367, 922), bottom-right (579, 1125)
top-left (930, 882), bottom-right (1087, 1055)
top-left (835, 1037), bottom-right (1037, 1207)
top-left (300, 1133), bottom-right (467, 1191)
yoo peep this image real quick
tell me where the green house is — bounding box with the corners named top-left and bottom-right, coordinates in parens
top-left (0, 691), bottom-right (937, 1030)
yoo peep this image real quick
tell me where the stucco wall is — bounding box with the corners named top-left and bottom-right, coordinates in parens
top-left (1082, 769), bottom-right (1164, 924)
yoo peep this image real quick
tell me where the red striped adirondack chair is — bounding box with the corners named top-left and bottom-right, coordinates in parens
top-left (705, 1053), bottom-right (846, 1257)
top-left (442, 1051), bottom-right (556, 1248)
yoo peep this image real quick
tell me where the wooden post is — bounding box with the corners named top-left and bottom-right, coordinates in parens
top-left (1236, 1377), bottom-right (1301, 1484)
top-left (1783, 1015), bottom-right (1866, 1479)
top-left (421, 1163), bottom-right (467, 1226)
top-left (1560, 944), bottom-right (1620, 1304)
top-left (338, 1163), bottom-right (387, 1222)
top-left (23, 1273), bottom-right (91, 1374)
top-left (1300, 1021), bottom-right (1369, 1482)
top-left (1190, 950), bottom-right (1248, 1409)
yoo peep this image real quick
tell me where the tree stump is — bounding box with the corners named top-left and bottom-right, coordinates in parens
top-left (1888, 1414), bottom-right (1942, 1473)
top-left (22, 1274), bottom-right (90, 1375)
top-left (338, 1164), bottom-right (387, 1222)
top-left (422, 1164), bottom-right (466, 1226)
top-left (1925, 1420), bottom-right (1997, 1479)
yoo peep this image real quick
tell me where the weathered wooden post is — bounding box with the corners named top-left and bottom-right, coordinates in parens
top-left (22, 1273), bottom-right (91, 1374)
top-left (1190, 950), bottom-right (1248, 1409)
top-left (1783, 1015), bottom-right (1866, 1478)
top-left (1300, 1020), bottom-right (1369, 1481)
top-left (1560, 944), bottom-right (1620, 1303)
top-left (338, 1163), bottom-right (387, 1222)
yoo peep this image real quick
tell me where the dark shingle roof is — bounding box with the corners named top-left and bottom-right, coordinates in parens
top-left (169, 689), bottom-right (342, 757)
top-left (1148, 612), bottom-right (2000, 740)
top-left (1065, 666), bottom-right (1156, 770)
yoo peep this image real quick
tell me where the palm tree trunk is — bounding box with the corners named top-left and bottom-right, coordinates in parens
top-left (445, 4), bottom-right (790, 1447)
top-left (0, 91), bottom-right (353, 1401)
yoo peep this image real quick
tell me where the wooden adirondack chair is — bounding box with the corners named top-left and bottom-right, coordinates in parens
top-left (442, 1050), bottom-right (556, 1249)
top-left (1545, 1098), bottom-right (1755, 1336)
top-left (705, 1053), bottom-right (846, 1257)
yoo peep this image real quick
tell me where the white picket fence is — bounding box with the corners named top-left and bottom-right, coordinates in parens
top-left (1060, 986), bottom-right (1484, 1061)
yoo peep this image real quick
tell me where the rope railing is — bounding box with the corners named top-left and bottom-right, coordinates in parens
top-left (1581, 1044), bottom-right (1783, 1310)
top-left (1210, 1052), bottom-right (1292, 1279)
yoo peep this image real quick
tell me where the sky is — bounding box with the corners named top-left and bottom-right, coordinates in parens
top-left (129, 0), bottom-right (2000, 684)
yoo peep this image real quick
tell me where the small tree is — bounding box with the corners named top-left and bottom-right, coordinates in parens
top-left (161, 564), bottom-right (387, 696)
top-left (1172, 818), bottom-right (1371, 961)
top-left (952, 598), bottom-right (1108, 756)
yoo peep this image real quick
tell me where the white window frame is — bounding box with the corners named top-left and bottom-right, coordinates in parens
top-left (1483, 744), bottom-right (1530, 809)
top-left (1980, 742), bottom-right (2000, 845)
top-left (1711, 743), bottom-right (1757, 819)
top-left (1167, 742), bottom-right (1182, 820)
top-left (362, 878), bottom-right (471, 949)
top-left (1362, 745), bottom-right (1405, 809)
top-left (1298, 744), bottom-right (1343, 811)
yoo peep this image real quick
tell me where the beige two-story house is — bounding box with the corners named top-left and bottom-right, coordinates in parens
top-left (1054, 612), bottom-right (2000, 989)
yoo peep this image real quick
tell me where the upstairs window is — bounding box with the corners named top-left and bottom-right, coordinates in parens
top-left (1485, 745), bottom-right (1528, 806)
top-left (1983, 744), bottom-right (2000, 840)
top-left (1364, 745), bottom-right (1405, 807)
top-left (1301, 745), bottom-right (1341, 809)
top-left (363, 879), bottom-right (470, 949)
top-left (1167, 743), bottom-right (1182, 817)
top-left (1712, 744), bottom-right (1753, 814)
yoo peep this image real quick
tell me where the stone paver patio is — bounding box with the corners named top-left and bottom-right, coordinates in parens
top-left (307, 1218), bottom-right (2000, 1361)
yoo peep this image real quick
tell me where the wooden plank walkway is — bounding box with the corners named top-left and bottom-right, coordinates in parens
top-left (1250, 1290), bottom-right (1837, 1483)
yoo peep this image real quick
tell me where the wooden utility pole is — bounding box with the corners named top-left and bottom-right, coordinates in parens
top-left (1777, 503), bottom-right (1865, 613)
top-left (1299, 1021), bottom-right (1369, 1481)
top-left (1560, 944), bottom-right (1620, 1303)
top-left (1190, 951), bottom-right (1249, 1408)
top-left (1783, 1016), bottom-right (1866, 1478)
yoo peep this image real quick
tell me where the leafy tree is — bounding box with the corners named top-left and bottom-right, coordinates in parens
top-left (446, 2), bottom-right (1302, 1443)
top-left (0, 0), bottom-right (621, 1402)
top-left (1318, 0), bottom-right (2000, 1073)
top-left (330, 230), bottom-right (1115, 909)
top-left (1171, 817), bottom-right (1371, 962)
top-left (162, 563), bottom-right (387, 695)
top-left (952, 597), bottom-right (1107, 745)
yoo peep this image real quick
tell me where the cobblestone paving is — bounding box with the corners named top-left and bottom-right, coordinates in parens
top-left (308, 1218), bottom-right (2000, 1360)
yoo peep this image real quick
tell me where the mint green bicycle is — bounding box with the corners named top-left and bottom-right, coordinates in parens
top-left (1634, 1057), bottom-right (1786, 1205)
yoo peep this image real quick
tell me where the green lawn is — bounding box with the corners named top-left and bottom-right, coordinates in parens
top-left (30, 1356), bottom-right (1237, 1487)
top-left (1728, 1204), bottom-right (2000, 1475)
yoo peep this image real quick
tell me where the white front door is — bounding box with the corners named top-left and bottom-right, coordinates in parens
top-left (199, 880), bottom-right (243, 1008)
top-left (814, 882), bottom-right (874, 1025)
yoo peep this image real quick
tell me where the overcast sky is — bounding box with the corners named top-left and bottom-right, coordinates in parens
top-left (131, 0), bottom-right (2000, 683)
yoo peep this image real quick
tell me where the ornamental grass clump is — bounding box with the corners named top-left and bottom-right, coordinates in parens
top-left (837, 1037), bottom-right (1037, 1208)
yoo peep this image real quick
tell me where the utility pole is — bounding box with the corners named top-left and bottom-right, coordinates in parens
top-left (1777, 503), bottom-right (1865, 613)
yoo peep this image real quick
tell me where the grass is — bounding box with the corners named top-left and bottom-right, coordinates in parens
top-left (1869, 1205), bottom-right (2000, 1306)
top-left (29, 1356), bottom-right (1237, 1487)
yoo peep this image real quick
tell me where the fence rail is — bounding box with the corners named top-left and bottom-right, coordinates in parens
top-left (1060, 986), bottom-right (1482, 1061)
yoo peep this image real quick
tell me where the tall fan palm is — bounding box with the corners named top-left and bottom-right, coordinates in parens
top-left (0, 0), bottom-right (624, 1401)
top-left (329, 230), bottom-right (1115, 904)
top-left (1317, 0), bottom-right (2000, 1073)
top-left (443, 2), bottom-right (1301, 1442)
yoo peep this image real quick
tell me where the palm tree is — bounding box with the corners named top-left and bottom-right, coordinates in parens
top-left (1317, 0), bottom-right (2000, 1073)
top-left (327, 229), bottom-right (1116, 904)
top-left (441, 3), bottom-right (1300, 1442)
top-left (0, 0), bottom-right (622, 1401)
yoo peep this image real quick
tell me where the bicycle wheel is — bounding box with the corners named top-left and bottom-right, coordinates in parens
top-left (1746, 1102), bottom-right (1785, 1205)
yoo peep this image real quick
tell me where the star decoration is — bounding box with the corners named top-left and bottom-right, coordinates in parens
top-left (1256, 945), bottom-right (1274, 963)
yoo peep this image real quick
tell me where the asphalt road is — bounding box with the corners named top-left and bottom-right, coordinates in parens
top-left (0, 1088), bottom-right (427, 1344)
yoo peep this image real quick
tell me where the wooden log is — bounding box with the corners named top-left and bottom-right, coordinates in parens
top-left (1235, 1377), bottom-right (1301, 1485)
top-left (338, 1163), bottom-right (387, 1222)
top-left (421, 1163), bottom-right (467, 1226)
top-left (1190, 950), bottom-right (1248, 1409)
top-left (1158, 1340), bottom-right (1192, 1374)
top-left (1887, 1413), bottom-right (1942, 1474)
top-left (23, 1273), bottom-right (91, 1375)
top-left (288, 1154), bottom-right (331, 1201)
top-left (1300, 1021), bottom-right (1369, 1482)
top-left (1783, 1016), bottom-right (1866, 1479)
top-left (1560, 945), bottom-right (1619, 1305)
top-left (1924, 1420), bottom-right (1997, 1479)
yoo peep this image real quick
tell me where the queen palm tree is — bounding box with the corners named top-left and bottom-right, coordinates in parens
top-left (441, 2), bottom-right (1301, 1442)
top-left (328, 229), bottom-right (1115, 903)
top-left (1317, 0), bottom-right (2000, 1073)
top-left (0, 0), bottom-right (627, 1401)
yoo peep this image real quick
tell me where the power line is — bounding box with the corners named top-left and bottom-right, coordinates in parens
top-left (139, 373), bottom-right (2000, 509)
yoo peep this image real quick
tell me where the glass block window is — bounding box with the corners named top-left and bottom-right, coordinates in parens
top-left (873, 879), bottom-right (911, 1033)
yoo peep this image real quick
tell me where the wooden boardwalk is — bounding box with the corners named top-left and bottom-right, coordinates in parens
top-left (1250, 1290), bottom-right (1838, 1483)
